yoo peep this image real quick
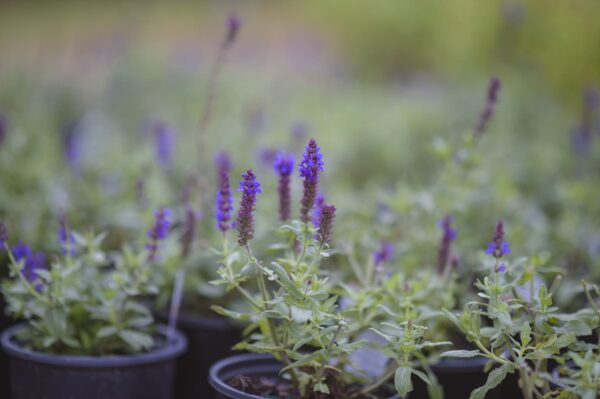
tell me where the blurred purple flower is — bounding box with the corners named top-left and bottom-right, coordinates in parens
top-left (274, 153), bottom-right (294, 221)
top-left (153, 121), bottom-right (175, 170)
top-left (63, 119), bottom-right (83, 172)
top-left (312, 193), bottom-right (325, 227)
top-left (236, 170), bottom-right (261, 246)
top-left (0, 222), bottom-right (7, 249)
top-left (225, 13), bottom-right (241, 46)
top-left (147, 208), bottom-right (172, 261)
top-left (13, 242), bottom-right (45, 290)
top-left (215, 152), bottom-right (234, 233)
top-left (374, 241), bottom-right (394, 272)
top-left (474, 77), bottom-right (501, 136)
top-left (180, 205), bottom-right (197, 260)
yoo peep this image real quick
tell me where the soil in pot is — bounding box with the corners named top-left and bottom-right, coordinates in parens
top-left (156, 311), bottom-right (241, 399)
top-left (1, 323), bottom-right (187, 399)
top-left (209, 353), bottom-right (400, 399)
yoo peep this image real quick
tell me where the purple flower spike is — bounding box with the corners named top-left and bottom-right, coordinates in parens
top-left (496, 263), bottom-right (507, 273)
top-left (311, 194), bottom-right (325, 227)
top-left (316, 204), bottom-right (336, 246)
top-left (225, 13), bottom-right (241, 46)
top-left (274, 153), bottom-right (294, 221)
top-left (437, 215), bottom-right (457, 274)
top-left (153, 122), bottom-right (175, 170)
top-left (59, 217), bottom-right (76, 256)
top-left (374, 240), bottom-right (394, 272)
top-left (236, 170), bottom-right (261, 246)
top-left (485, 220), bottom-right (511, 260)
top-left (146, 208), bottom-right (172, 261)
top-left (475, 77), bottom-right (501, 136)
top-left (215, 152), bottom-right (234, 233)
top-left (299, 139), bottom-right (324, 223)
top-left (0, 222), bottom-right (7, 249)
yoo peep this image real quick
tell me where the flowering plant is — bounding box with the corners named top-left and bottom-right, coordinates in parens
top-left (0, 211), bottom-right (173, 355)
top-left (442, 221), bottom-right (598, 399)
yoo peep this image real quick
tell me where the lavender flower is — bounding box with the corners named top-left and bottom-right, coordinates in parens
top-left (59, 217), bottom-right (76, 256)
top-left (485, 220), bottom-right (511, 264)
top-left (236, 170), bottom-right (261, 246)
top-left (374, 240), bottom-right (394, 273)
top-left (274, 153), bottom-right (294, 221)
top-left (0, 222), bottom-right (7, 249)
top-left (147, 208), bottom-right (172, 261)
top-left (316, 204), bottom-right (336, 246)
top-left (299, 139), bottom-right (324, 223)
top-left (13, 242), bottom-right (45, 290)
top-left (225, 13), bottom-right (241, 47)
top-left (215, 152), bottom-right (234, 233)
top-left (571, 87), bottom-right (599, 154)
top-left (153, 121), bottom-right (175, 170)
top-left (312, 193), bottom-right (325, 227)
top-left (437, 215), bottom-right (457, 274)
top-left (474, 77), bottom-right (501, 136)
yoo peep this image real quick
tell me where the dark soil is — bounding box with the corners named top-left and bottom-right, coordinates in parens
top-left (226, 371), bottom-right (395, 399)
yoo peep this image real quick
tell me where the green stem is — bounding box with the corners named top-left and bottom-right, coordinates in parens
top-left (245, 245), bottom-right (299, 386)
top-left (354, 363), bottom-right (397, 397)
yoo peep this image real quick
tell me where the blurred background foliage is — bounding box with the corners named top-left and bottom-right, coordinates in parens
top-left (0, 0), bottom-right (599, 288)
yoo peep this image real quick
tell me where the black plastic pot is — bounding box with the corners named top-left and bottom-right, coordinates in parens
top-left (411, 356), bottom-right (503, 399)
top-left (0, 295), bottom-right (13, 398)
top-left (1, 323), bottom-right (187, 399)
top-left (210, 353), bottom-right (400, 399)
top-left (156, 311), bottom-right (241, 398)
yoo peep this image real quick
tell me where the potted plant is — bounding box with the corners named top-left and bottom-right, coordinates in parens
top-left (0, 213), bottom-right (187, 399)
top-left (442, 222), bottom-right (598, 399)
top-left (207, 139), bottom-right (449, 399)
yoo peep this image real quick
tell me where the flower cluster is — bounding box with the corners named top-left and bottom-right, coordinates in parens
top-left (225, 13), bottom-right (241, 47)
top-left (485, 219), bottom-right (510, 272)
top-left (274, 153), bottom-right (294, 221)
top-left (12, 242), bottom-right (46, 290)
top-left (236, 170), bottom-right (261, 246)
top-left (146, 208), bottom-right (172, 261)
top-left (299, 139), bottom-right (324, 223)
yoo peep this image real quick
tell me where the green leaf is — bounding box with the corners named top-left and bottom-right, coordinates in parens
top-left (118, 330), bottom-right (153, 351)
top-left (313, 382), bottom-right (330, 394)
top-left (96, 326), bottom-right (118, 339)
top-left (211, 305), bottom-right (251, 321)
top-left (268, 262), bottom-right (305, 301)
top-left (520, 322), bottom-right (531, 348)
top-left (440, 350), bottom-right (482, 358)
top-left (394, 366), bottom-right (413, 398)
top-left (469, 363), bottom-right (513, 399)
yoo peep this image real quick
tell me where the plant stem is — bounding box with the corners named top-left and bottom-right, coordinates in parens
top-left (354, 363), bottom-right (397, 397)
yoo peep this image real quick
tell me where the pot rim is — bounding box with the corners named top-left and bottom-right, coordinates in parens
top-left (1, 323), bottom-right (187, 368)
top-left (210, 353), bottom-right (400, 399)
